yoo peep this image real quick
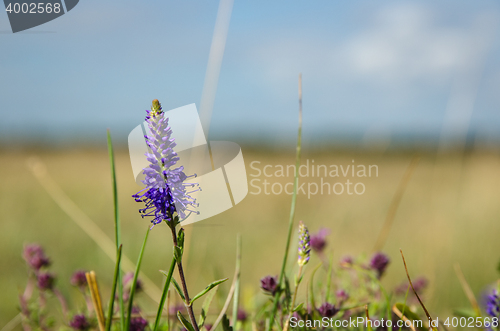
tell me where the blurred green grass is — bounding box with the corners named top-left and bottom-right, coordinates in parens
top-left (1, 147), bottom-right (500, 327)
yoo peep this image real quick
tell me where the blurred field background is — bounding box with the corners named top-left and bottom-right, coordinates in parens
top-left (2, 0), bottom-right (500, 328)
top-left (1, 145), bottom-right (500, 326)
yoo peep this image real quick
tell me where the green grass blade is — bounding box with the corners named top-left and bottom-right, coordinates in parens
top-left (268, 74), bottom-right (303, 331)
top-left (106, 245), bottom-right (123, 331)
top-left (106, 130), bottom-right (125, 331)
top-left (125, 228), bottom-right (150, 331)
top-left (325, 255), bottom-right (334, 303)
top-left (308, 263), bottom-right (322, 310)
top-left (154, 257), bottom-right (176, 331)
top-left (231, 234), bottom-right (242, 328)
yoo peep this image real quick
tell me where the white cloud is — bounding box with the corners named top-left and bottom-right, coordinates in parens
top-left (341, 3), bottom-right (497, 86)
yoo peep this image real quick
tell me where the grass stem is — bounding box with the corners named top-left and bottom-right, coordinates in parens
top-left (268, 73), bottom-right (303, 331)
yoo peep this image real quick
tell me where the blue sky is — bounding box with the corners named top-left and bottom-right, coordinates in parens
top-left (1, 0), bottom-right (500, 148)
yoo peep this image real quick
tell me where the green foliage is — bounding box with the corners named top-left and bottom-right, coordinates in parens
top-left (198, 285), bottom-right (218, 328)
top-left (221, 314), bottom-right (233, 331)
top-left (191, 278), bottom-right (228, 306)
top-left (177, 311), bottom-right (196, 331)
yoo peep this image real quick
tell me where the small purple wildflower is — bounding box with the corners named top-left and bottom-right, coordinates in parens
top-left (369, 252), bottom-right (390, 278)
top-left (169, 303), bottom-right (185, 316)
top-left (395, 276), bottom-right (428, 296)
top-left (69, 314), bottom-right (91, 331)
top-left (23, 244), bottom-right (50, 271)
top-left (237, 309), bottom-right (247, 322)
top-left (260, 275), bottom-right (278, 295)
top-left (37, 272), bottom-right (55, 291)
top-left (486, 289), bottom-right (500, 318)
top-left (124, 272), bottom-right (143, 292)
top-left (318, 303), bottom-right (338, 318)
top-left (133, 99), bottom-right (199, 226)
top-left (298, 221), bottom-right (311, 266)
top-left (336, 289), bottom-right (349, 305)
top-left (129, 316), bottom-right (148, 331)
top-left (310, 228), bottom-right (329, 253)
top-left (205, 324), bottom-right (213, 331)
top-left (339, 255), bottom-right (353, 267)
top-left (70, 270), bottom-right (87, 288)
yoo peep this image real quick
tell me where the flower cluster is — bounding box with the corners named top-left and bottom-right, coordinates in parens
top-left (297, 221), bottom-right (311, 266)
top-left (310, 228), bottom-right (329, 253)
top-left (133, 99), bottom-right (199, 226)
top-left (486, 289), bottom-right (500, 318)
top-left (369, 252), bottom-right (390, 278)
top-left (261, 275), bottom-right (278, 295)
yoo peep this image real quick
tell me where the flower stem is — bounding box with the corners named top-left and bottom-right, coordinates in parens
top-left (170, 225), bottom-right (200, 331)
top-left (282, 265), bottom-right (303, 331)
top-left (268, 73), bottom-right (303, 331)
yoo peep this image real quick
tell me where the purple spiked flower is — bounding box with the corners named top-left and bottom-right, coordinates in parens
top-left (369, 252), bottom-right (390, 278)
top-left (298, 221), bottom-right (311, 266)
top-left (37, 272), bottom-right (55, 291)
top-left (23, 244), bottom-right (50, 271)
top-left (133, 99), bottom-right (199, 226)
top-left (70, 270), bottom-right (88, 288)
top-left (260, 275), bottom-right (278, 295)
top-left (310, 228), bottom-right (329, 253)
top-left (69, 314), bottom-right (91, 331)
top-left (486, 289), bottom-right (500, 318)
top-left (130, 316), bottom-right (148, 331)
top-left (318, 303), bottom-right (338, 318)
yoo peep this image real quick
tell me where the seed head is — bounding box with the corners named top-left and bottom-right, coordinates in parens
top-left (298, 221), bottom-right (311, 266)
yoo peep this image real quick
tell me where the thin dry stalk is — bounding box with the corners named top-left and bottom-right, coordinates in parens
top-left (373, 157), bottom-right (419, 251)
top-left (454, 263), bottom-right (481, 317)
top-left (85, 271), bottom-right (105, 331)
top-left (400, 250), bottom-right (438, 331)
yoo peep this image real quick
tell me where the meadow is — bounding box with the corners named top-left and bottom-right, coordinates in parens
top-left (1, 145), bottom-right (499, 329)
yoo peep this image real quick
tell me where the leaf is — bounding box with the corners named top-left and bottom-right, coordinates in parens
top-left (174, 246), bottom-right (183, 263)
top-left (198, 285), bottom-right (218, 328)
top-left (293, 303), bottom-right (304, 312)
top-left (177, 311), bottom-right (195, 331)
top-left (453, 308), bottom-right (476, 318)
top-left (170, 277), bottom-right (186, 303)
top-left (308, 263), bottom-right (322, 310)
top-left (191, 278), bottom-right (229, 306)
top-left (222, 314), bottom-right (233, 331)
top-left (393, 303), bottom-right (424, 331)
